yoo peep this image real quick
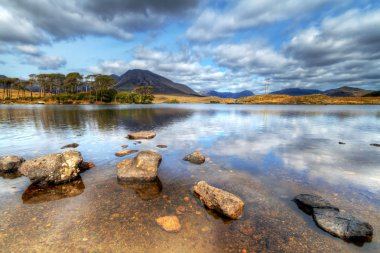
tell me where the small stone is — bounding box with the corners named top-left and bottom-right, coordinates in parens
top-left (61, 143), bottom-right (79, 149)
top-left (241, 249), bottom-right (247, 253)
top-left (338, 142), bottom-right (346, 145)
top-left (183, 151), bottom-right (206, 165)
top-left (78, 161), bottom-right (95, 171)
top-left (156, 145), bottom-right (167, 148)
top-left (370, 143), bottom-right (380, 147)
top-left (127, 131), bottom-right (156, 140)
top-left (115, 150), bottom-right (138, 157)
top-left (155, 216), bottom-right (181, 233)
top-left (201, 226), bottom-right (210, 232)
top-left (121, 145), bottom-right (129, 148)
top-left (176, 206), bottom-right (186, 215)
top-left (183, 196), bottom-right (190, 202)
top-left (111, 213), bottom-right (120, 219)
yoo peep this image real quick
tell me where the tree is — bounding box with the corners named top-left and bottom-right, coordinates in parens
top-left (94, 75), bottom-right (116, 102)
top-left (0, 78), bottom-right (19, 100)
top-left (133, 86), bottom-right (154, 104)
top-left (64, 72), bottom-right (83, 93)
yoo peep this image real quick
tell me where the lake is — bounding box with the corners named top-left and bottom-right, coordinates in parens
top-left (0, 104), bottom-right (380, 252)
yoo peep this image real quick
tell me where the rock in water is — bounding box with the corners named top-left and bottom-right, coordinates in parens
top-left (78, 161), bottom-right (96, 171)
top-left (117, 151), bottom-right (161, 182)
top-left (118, 178), bottom-right (162, 200)
top-left (127, 131), bottom-right (156, 140)
top-left (370, 143), bottom-right (380, 147)
top-left (313, 208), bottom-right (373, 242)
top-left (155, 216), bottom-right (181, 232)
top-left (115, 150), bottom-right (138, 157)
top-left (293, 194), bottom-right (339, 214)
top-left (183, 151), bottom-right (206, 164)
top-left (193, 181), bottom-right (244, 219)
top-left (0, 156), bottom-right (25, 173)
top-left (156, 145), bottom-right (167, 148)
top-left (61, 143), bottom-right (79, 149)
top-left (19, 150), bottom-right (83, 185)
top-left (338, 142), bottom-right (346, 145)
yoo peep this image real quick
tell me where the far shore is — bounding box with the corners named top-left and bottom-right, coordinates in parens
top-left (1, 93), bottom-right (380, 105)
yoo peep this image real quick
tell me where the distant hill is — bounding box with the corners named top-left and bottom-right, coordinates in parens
top-left (0, 75), bottom-right (7, 78)
top-left (200, 90), bottom-right (254, 98)
top-left (363, 90), bottom-right (380, 97)
top-left (270, 88), bottom-right (322, 96)
top-left (115, 69), bottom-right (199, 96)
top-left (110, 74), bottom-right (120, 81)
top-left (323, 86), bottom-right (372, 97)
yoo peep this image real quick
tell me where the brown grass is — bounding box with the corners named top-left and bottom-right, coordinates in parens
top-left (153, 94), bottom-right (234, 104)
top-left (0, 89), bottom-right (44, 99)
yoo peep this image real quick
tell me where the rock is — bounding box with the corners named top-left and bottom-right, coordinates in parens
top-left (121, 145), bottom-right (129, 148)
top-left (79, 161), bottom-right (96, 171)
top-left (313, 208), bottom-right (373, 243)
top-left (293, 194), bottom-right (339, 214)
top-left (155, 216), bottom-right (181, 232)
top-left (0, 156), bottom-right (25, 173)
top-left (22, 177), bottom-right (85, 204)
top-left (338, 142), bottom-right (346, 145)
top-left (370, 143), bottom-right (380, 147)
top-left (134, 141), bottom-right (142, 145)
top-left (176, 206), bottom-right (186, 215)
top-left (193, 181), bottom-right (244, 219)
top-left (183, 151), bottom-right (206, 164)
top-left (117, 151), bottom-right (162, 182)
top-left (127, 131), bottom-right (156, 140)
top-left (156, 145), bottom-right (167, 148)
top-left (115, 150), bottom-right (138, 157)
top-left (19, 150), bottom-right (83, 185)
top-left (118, 177), bottom-right (162, 200)
top-left (61, 143), bottom-right (79, 149)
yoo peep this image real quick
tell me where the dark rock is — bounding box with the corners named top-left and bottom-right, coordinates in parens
top-left (127, 131), bottom-right (156, 140)
top-left (134, 141), bottom-right (142, 145)
top-left (117, 151), bottom-right (162, 182)
top-left (0, 156), bottom-right (25, 173)
top-left (19, 150), bottom-right (83, 185)
top-left (293, 194), bottom-right (339, 214)
top-left (313, 208), bottom-right (373, 243)
top-left (118, 177), bottom-right (162, 200)
top-left (79, 161), bottom-right (96, 171)
top-left (183, 151), bottom-right (206, 164)
top-left (115, 150), bottom-right (138, 157)
top-left (61, 143), bottom-right (79, 149)
top-left (370, 143), bottom-right (380, 147)
top-left (338, 142), bottom-right (346, 145)
top-left (156, 145), bottom-right (167, 148)
top-left (193, 181), bottom-right (244, 219)
top-left (22, 177), bottom-right (85, 204)
top-left (121, 145), bottom-right (129, 148)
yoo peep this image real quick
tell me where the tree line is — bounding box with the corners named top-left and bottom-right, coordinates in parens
top-left (0, 73), bottom-right (154, 103)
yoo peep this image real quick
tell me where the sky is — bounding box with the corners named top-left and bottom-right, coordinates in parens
top-left (0, 0), bottom-right (379, 93)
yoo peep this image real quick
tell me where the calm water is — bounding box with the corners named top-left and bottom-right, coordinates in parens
top-left (0, 104), bottom-right (380, 252)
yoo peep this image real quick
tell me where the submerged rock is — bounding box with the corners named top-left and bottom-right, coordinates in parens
top-left (156, 144), bottom-right (167, 149)
top-left (294, 193), bottom-right (373, 244)
top-left (118, 177), bottom-right (162, 200)
top-left (370, 143), bottom-right (380, 147)
top-left (115, 150), bottom-right (138, 157)
top-left (79, 161), bottom-right (96, 171)
top-left (155, 216), bottom-right (181, 233)
top-left (22, 177), bottom-right (85, 204)
top-left (19, 150), bottom-right (83, 185)
top-left (183, 151), bottom-right (206, 164)
top-left (121, 145), bottom-right (129, 148)
top-left (0, 156), bottom-right (25, 173)
top-left (127, 131), bottom-right (156, 140)
top-left (61, 143), bottom-right (79, 149)
top-left (313, 208), bottom-right (373, 243)
top-left (293, 194), bottom-right (339, 214)
top-left (193, 181), bottom-right (244, 219)
top-left (117, 151), bottom-right (162, 182)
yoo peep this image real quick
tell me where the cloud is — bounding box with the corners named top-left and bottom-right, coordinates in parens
top-left (186, 0), bottom-right (337, 41)
top-left (14, 45), bottom-right (43, 56)
top-left (23, 55), bottom-right (67, 70)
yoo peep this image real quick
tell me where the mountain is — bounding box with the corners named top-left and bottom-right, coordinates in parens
top-left (200, 90), bottom-right (254, 98)
top-left (0, 75), bottom-right (7, 78)
top-left (115, 69), bottom-right (199, 96)
top-left (323, 86), bottom-right (373, 97)
top-left (270, 88), bottom-right (323, 96)
top-left (110, 74), bottom-right (120, 81)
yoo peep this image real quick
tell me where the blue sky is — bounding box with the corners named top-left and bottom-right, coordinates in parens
top-left (0, 0), bottom-right (379, 93)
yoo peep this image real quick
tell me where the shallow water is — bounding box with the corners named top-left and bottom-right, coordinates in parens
top-left (0, 104), bottom-right (380, 252)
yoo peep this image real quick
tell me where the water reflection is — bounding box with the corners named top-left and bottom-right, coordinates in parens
top-left (117, 177), bottom-right (162, 200)
top-left (22, 177), bottom-right (85, 204)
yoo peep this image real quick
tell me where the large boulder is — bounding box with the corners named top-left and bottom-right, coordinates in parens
top-left (19, 150), bottom-right (83, 185)
top-left (193, 181), bottom-right (244, 219)
top-left (127, 131), bottom-right (156, 140)
top-left (293, 194), bottom-right (339, 214)
top-left (313, 208), bottom-right (373, 243)
top-left (0, 156), bottom-right (25, 173)
top-left (183, 151), bottom-right (206, 164)
top-left (117, 151), bottom-right (161, 182)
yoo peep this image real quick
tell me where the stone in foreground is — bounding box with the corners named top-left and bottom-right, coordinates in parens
top-left (0, 156), bottom-right (25, 173)
top-left (19, 150), bottom-right (83, 185)
top-left (193, 181), bottom-right (244, 219)
top-left (155, 216), bottom-right (181, 233)
top-left (293, 194), bottom-right (339, 214)
top-left (183, 151), bottom-right (206, 164)
top-left (127, 131), bottom-right (156, 140)
top-left (313, 208), bottom-right (373, 242)
top-left (117, 151), bottom-right (161, 182)
top-left (115, 150), bottom-right (138, 157)
top-left (61, 143), bottom-right (79, 149)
